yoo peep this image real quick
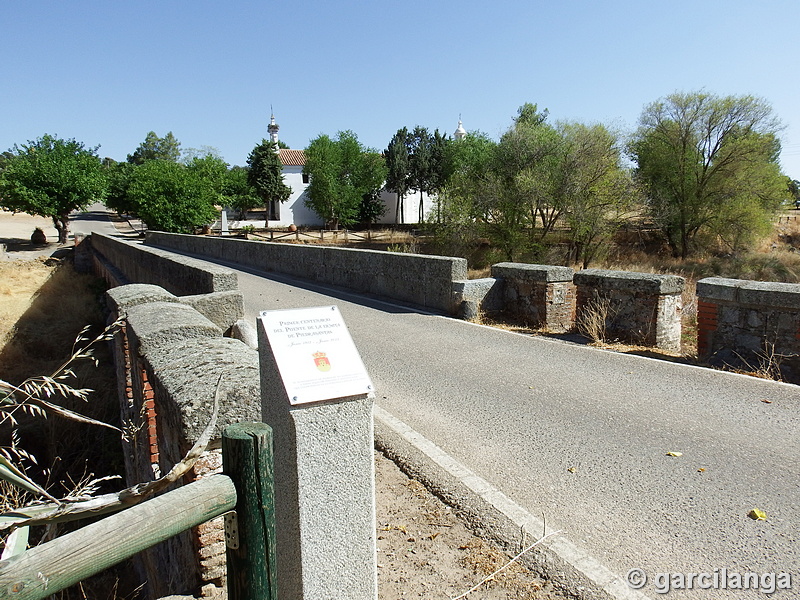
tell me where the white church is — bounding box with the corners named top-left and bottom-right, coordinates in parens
top-left (232, 114), bottom-right (467, 229)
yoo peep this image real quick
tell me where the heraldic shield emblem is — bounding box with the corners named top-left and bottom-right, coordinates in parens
top-left (313, 351), bottom-right (331, 372)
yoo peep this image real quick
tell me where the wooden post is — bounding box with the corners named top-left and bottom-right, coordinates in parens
top-left (223, 422), bottom-right (277, 600)
top-left (0, 475), bottom-right (236, 600)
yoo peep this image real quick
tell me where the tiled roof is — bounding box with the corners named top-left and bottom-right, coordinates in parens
top-left (279, 149), bottom-right (306, 166)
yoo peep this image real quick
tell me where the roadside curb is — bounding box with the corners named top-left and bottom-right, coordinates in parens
top-left (374, 405), bottom-right (651, 600)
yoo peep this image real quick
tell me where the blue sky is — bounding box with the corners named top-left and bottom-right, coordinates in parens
top-left (3, 1), bottom-right (800, 178)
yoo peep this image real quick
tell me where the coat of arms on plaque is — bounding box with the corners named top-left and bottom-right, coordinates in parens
top-left (313, 351), bottom-right (331, 372)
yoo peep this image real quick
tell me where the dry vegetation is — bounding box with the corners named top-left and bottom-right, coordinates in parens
top-left (0, 257), bottom-right (134, 599)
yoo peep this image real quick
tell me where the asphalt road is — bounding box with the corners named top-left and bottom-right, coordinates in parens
top-left (74, 209), bottom-right (800, 599)
top-left (237, 263), bottom-right (799, 600)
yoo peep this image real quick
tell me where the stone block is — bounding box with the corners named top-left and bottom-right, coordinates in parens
top-left (575, 269), bottom-right (684, 295)
top-left (258, 316), bottom-right (378, 600)
top-left (452, 278), bottom-right (504, 318)
top-left (125, 302), bottom-right (221, 356)
top-left (491, 262), bottom-right (574, 283)
top-left (106, 284), bottom-right (178, 316)
top-left (180, 290), bottom-right (245, 330)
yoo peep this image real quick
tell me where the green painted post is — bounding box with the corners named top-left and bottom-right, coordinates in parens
top-left (223, 422), bottom-right (277, 600)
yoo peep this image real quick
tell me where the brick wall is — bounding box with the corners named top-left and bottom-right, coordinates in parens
top-left (106, 285), bottom-right (261, 599)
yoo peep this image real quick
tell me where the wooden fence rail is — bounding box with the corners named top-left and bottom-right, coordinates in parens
top-left (0, 422), bottom-right (275, 600)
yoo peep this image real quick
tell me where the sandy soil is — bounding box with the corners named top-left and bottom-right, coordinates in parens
top-left (375, 451), bottom-right (571, 600)
top-left (0, 210), bottom-right (62, 260)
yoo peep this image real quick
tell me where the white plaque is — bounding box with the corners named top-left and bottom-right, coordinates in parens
top-left (259, 306), bottom-right (374, 405)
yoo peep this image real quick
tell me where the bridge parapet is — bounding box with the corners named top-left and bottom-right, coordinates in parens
top-left (696, 277), bottom-right (800, 380)
top-left (573, 269), bottom-right (684, 350)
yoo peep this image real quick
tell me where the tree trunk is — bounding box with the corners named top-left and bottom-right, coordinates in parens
top-left (418, 190), bottom-right (424, 223)
top-left (53, 215), bottom-right (69, 244)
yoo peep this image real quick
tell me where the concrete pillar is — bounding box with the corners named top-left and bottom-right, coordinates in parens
top-left (257, 308), bottom-right (377, 600)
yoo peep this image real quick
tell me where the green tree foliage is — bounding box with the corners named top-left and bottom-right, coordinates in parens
top-left (186, 154), bottom-right (229, 203)
top-left (385, 126), bottom-right (451, 224)
top-left (224, 166), bottom-right (261, 219)
top-left (0, 135), bottom-right (107, 243)
top-left (408, 126), bottom-right (433, 223)
top-left (558, 122), bottom-right (635, 267)
top-left (384, 128), bottom-right (411, 224)
top-left (127, 131), bottom-right (182, 164)
top-left (435, 132), bottom-right (501, 258)
top-left (437, 104), bottom-right (631, 265)
top-left (787, 179), bottom-right (800, 206)
top-left (629, 91), bottom-right (786, 258)
top-left (104, 161), bottom-right (137, 215)
top-left (247, 140), bottom-right (291, 221)
top-left (303, 131), bottom-right (387, 229)
top-left (126, 160), bottom-right (217, 233)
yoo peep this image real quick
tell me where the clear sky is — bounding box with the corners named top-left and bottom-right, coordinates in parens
top-left (3, 1), bottom-right (800, 178)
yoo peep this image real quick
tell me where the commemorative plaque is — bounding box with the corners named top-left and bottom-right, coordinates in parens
top-left (259, 305), bottom-right (373, 405)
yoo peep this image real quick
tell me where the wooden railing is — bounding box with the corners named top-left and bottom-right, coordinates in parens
top-left (0, 422), bottom-right (275, 600)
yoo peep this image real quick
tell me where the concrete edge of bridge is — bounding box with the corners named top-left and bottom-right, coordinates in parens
top-left (373, 405), bottom-right (652, 600)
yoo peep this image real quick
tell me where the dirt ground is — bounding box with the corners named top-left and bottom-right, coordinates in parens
top-left (375, 451), bottom-right (571, 600)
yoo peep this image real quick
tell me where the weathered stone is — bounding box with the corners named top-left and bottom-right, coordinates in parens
top-left (181, 290), bottom-right (244, 330)
top-left (228, 318), bottom-right (258, 349)
top-left (575, 269), bottom-right (684, 350)
top-left (147, 231), bottom-right (467, 314)
top-left (452, 278), bottom-right (504, 318)
top-left (696, 277), bottom-right (800, 381)
top-left (92, 233), bottom-right (238, 295)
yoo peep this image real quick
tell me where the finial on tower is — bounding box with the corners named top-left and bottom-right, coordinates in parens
top-left (268, 108), bottom-right (280, 148)
top-left (454, 115), bottom-right (466, 141)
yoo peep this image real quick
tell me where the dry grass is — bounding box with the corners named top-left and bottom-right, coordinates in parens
top-left (0, 259), bottom-right (58, 346)
top-left (0, 258), bottom-right (134, 598)
top-left (0, 259), bottom-right (106, 384)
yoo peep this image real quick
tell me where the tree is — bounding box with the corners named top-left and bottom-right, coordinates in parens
top-left (408, 126), bottom-right (433, 223)
top-left (186, 154), bottom-right (229, 204)
top-left (494, 105), bottom-right (564, 243)
top-left (126, 160), bottom-right (218, 233)
top-left (788, 179), bottom-right (800, 207)
top-left (384, 128), bottom-right (411, 224)
top-left (0, 135), bottom-right (107, 243)
top-left (557, 122), bottom-right (634, 267)
top-left (224, 166), bottom-right (261, 220)
top-left (246, 140), bottom-right (291, 221)
top-left (436, 132), bottom-right (501, 258)
top-left (104, 160), bottom-right (137, 215)
top-left (127, 131), bottom-right (181, 164)
top-left (303, 131), bottom-right (387, 229)
top-left (629, 91), bottom-right (786, 258)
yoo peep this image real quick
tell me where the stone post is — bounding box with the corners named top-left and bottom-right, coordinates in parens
top-left (573, 269), bottom-right (684, 350)
top-left (696, 277), bottom-right (800, 380)
top-left (257, 308), bottom-right (377, 600)
top-left (491, 263), bottom-right (576, 332)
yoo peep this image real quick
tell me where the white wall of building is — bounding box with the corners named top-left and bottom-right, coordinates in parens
top-left (278, 165), bottom-right (323, 227)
